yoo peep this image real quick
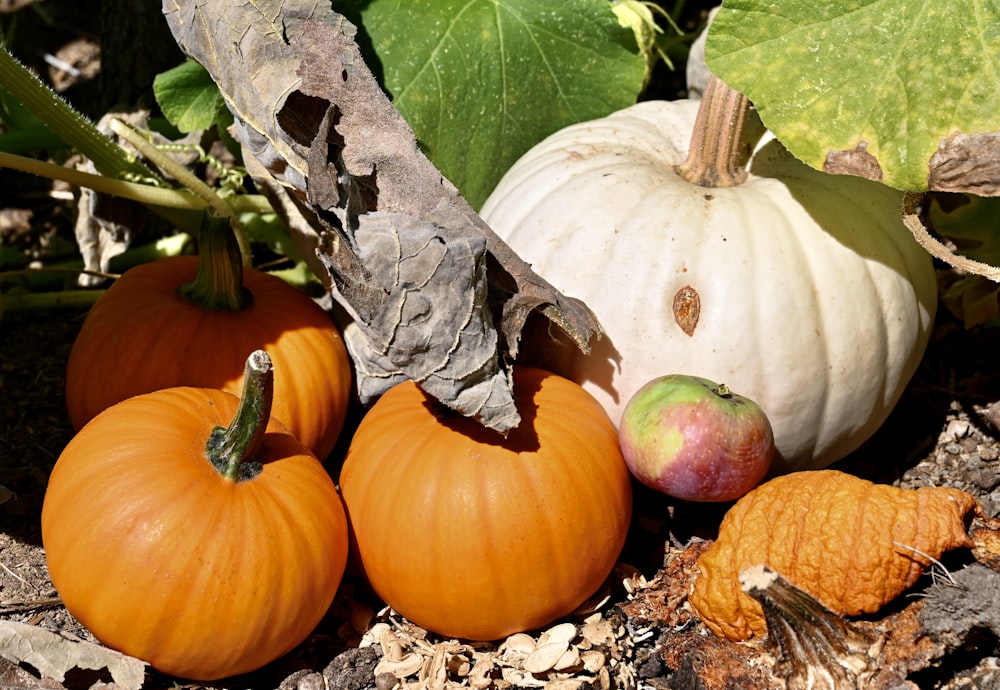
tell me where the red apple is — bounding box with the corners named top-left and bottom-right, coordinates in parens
top-left (619, 375), bottom-right (774, 502)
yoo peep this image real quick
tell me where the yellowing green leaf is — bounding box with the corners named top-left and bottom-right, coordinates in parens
top-left (705, 0), bottom-right (1000, 194)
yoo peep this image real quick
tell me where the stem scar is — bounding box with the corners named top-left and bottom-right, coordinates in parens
top-left (673, 285), bottom-right (700, 336)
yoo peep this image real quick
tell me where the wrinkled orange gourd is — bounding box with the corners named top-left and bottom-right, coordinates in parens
top-left (689, 470), bottom-right (978, 641)
top-left (340, 366), bottom-right (633, 641)
top-left (43, 352), bottom-right (350, 680)
top-left (65, 213), bottom-right (352, 461)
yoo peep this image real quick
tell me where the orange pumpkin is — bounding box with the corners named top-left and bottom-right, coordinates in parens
top-left (339, 366), bottom-right (633, 641)
top-left (65, 212), bottom-right (352, 461)
top-left (43, 351), bottom-right (349, 680)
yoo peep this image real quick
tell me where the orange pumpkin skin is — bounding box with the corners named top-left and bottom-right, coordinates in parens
top-left (339, 367), bottom-right (633, 641)
top-left (41, 386), bottom-right (349, 680)
top-left (65, 256), bottom-right (352, 460)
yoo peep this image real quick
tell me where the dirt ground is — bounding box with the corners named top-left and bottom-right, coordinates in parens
top-left (4, 1), bottom-right (1000, 688)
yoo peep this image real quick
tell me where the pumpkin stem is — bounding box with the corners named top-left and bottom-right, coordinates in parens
top-left (676, 74), bottom-right (751, 188)
top-left (206, 350), bottom-right (274, 482)
top-left (740, 565), bottom-right (879, 687)
top-left (178, 209), bottom-right (253, 312)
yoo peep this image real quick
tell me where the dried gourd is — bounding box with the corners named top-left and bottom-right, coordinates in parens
top-left (689, 470), bottom-right (979, 641)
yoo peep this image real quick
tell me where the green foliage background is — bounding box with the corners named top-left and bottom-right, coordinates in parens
top-left (338, 0), bottom-right (646, 209)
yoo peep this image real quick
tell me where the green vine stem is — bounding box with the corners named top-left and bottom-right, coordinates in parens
top-left (1, 289), bottom-right (105, 314)
top-left (0, 152), bottom-right (273, 214)
top-left (676, 74), bottom-right (751, 188)
top-left (1, 232), bottom-right (193, 294)
top-left (108, 119), bottom-right (252, 264)
top-left (205, 350), bottom-right (273, 482)
top-left (0, 44), bottom-right (271, 255)
top-left (0, 44), bottom-right (156, 181)
top-left (108, 119), bottom-right (229, 216)
top-left (178, 210), bottom-right (253, 312)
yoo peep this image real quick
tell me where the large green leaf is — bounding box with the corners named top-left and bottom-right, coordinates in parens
top-left (342, 0), bottom-right (645, 209)
top-left (705, 0), bottom-right (1000, 194)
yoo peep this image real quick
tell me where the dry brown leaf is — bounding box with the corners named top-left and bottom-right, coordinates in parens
top-left (0, 620), bottom-right (146, 690)
top-left (161, 0), bottom-right (600, 432)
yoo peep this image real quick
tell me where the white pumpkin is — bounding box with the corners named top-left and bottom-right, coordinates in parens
top-left (480, 82), bottom-right (937, 473)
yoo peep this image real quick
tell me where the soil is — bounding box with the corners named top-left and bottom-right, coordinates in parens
top-left (4, 2), bottom-right (1000, 689)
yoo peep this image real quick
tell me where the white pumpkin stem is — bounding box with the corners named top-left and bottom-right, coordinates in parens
top-left (676, 75), bottom-right (750, 188)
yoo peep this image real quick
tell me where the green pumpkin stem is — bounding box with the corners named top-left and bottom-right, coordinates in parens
top-left (677, 74), bottom-right (751, 188)
top-left (207, 350), bottom-right (273, 482)
top-left (178, 210), bottom-right (253, 311)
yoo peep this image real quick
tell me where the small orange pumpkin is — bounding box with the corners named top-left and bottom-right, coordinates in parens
top-left (339, 367), bottom-right (633, 641)
top-left (43, 351), bottom-right (349, 680)
top-left (65, 212), bottom-right (352, 460)
top-left (689, 470), bottom-right (978, 641)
